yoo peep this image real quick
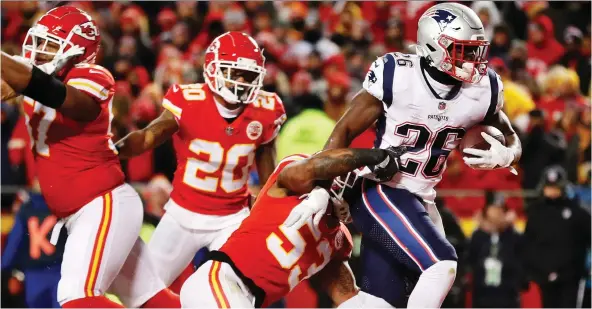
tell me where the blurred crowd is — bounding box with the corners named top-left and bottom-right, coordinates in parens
top-left (1, 1), bottom-right (591, 308)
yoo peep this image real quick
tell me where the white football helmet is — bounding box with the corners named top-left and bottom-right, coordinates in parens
top-left (416, 3), bottom-right (490, 83)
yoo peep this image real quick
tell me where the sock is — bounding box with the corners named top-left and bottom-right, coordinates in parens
top-left (337, 291), bottom-right (393, 308)
top-left (141, 288), bottom-right (181, 308)
top-left (407, 260), bottom-right (457, 308)
top-left (62, 296), bottom-right (124, 308)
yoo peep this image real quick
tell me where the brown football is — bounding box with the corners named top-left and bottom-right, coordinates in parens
top-left (459, 125), bottom-right (505, 157)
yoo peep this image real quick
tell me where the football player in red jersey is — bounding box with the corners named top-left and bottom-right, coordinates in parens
top-left (1, 6), bottom-right (178, 308)
top-left (179, 147), bottom-right (406, 308)
top-left (116, 31), bottom-right (286, 292)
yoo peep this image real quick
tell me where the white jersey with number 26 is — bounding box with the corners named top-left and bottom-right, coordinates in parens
top-left (362, 53), bottom-right (504, 203)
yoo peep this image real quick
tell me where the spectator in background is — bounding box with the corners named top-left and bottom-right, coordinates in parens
top-left (275, 93), bottom-right (334, 161)
top-left (381, 19), bottom-right (414, 54)
top-left (468, 192), bottom-right (525, 308)
top-left (523, 166), bottom-right (591, 308)
top-left (520, 109), bottom-right (568, 190)
top-left (488, 24), bottom-right (512, 60)
top-left (471, 1), bottom-right (502, 41)
top-left (175, 2), bottom-right (201, 38)
top-left (435, 197), bottom-right (467, 308)
top-left (324, 71), bottom-right (351, 122)
top-left (527, 14), bottom-right (565, 69)
top-left (1, 190), bottom-right (66, 308)
top-left (489, 57), bottom-right (535, 133)
top-left (560, 26), bottom-right (591, 96)
top-left (508, 40), bottom-right (542, 99)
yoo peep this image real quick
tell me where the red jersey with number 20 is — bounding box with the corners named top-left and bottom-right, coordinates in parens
top-left (220, 154), bottom-right (353, 307)
top-left (22, 64), bottom-right (123, 217)
top-left (162, 84), bottom-right (286, 216)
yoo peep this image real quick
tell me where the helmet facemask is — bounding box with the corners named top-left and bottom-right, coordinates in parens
top-left (204, 58), bottom-right (266, 104)
top-left (437, 34), bottom-right (489, 83)
top-left (22, 24), bottom-right (77, 66)
top-left (330, 171), bottom-right (360, 200)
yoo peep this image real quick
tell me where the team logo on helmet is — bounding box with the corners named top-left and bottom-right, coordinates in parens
top-left (247, 121), bottom-right (263, 140)
top-left (74, 21), bottom-right (98, 40)
top-left (425, 9), bottom-right (457, 31)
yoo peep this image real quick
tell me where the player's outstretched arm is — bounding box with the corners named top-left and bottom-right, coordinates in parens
top-left (1, 52), bottom-right (101, 122)
top-left (1, 79), bottom-right (18, 101)
top-left (278, 148), bottom-right (393, 194)
top-left (255, 141), bottom-right (277, 186)
top-left (115, 109), bottom-right (179, 159)
top-left (324, 90), bottom-right (383, 150)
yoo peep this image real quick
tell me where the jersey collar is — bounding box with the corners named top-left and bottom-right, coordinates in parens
top-left (419, 57), bottom-right (462, 101)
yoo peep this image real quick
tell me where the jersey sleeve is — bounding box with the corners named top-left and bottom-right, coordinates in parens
top-left (334, 223), bottom-right (353, 261)
top-left (65, 64), bottom-right (115, 103)
top-left (261, 92), bottom-right (287, 145)
top-left (482, 69), bottom-right (505, 123)
top-left (362, 54), bottom-right (396, 109)
top-left (161, 84), bottom-right (186, 122)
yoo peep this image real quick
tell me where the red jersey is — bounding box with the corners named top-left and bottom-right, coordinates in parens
top-left (162, 84), bottom-right (286, 216)
top-left (220, 154), bottom-right (353, 307)
top-left (22, 64), bottom-right (124, 217)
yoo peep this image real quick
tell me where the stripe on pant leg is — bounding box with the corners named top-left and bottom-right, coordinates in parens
top-left (377, 184), bottom-right (440, 264)
top-left (209, 261), bottom-right (230, 308)
top-left (361, 180), bottom-right (425, 271)
top-left (84, 191), bottom-right (113, 297)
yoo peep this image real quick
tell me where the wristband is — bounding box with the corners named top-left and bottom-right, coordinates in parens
top-left (22, 66), bottom-right (67, 109)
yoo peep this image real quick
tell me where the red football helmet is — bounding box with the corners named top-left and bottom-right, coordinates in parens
top-left (22, 6), bottom-right (100, 73)
top-left (203, 31), bottom-right (266, 104)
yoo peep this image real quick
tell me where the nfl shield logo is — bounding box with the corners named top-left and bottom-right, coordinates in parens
top-left (438, 102), bottom-right (446, 110)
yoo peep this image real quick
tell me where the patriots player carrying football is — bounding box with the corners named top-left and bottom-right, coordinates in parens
top-left (290, 3), bottom-right (522, 308)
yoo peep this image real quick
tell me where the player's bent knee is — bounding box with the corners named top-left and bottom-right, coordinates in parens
top-left (423, 260), bottom-right (457, 278)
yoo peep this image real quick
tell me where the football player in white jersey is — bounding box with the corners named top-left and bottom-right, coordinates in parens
top-left (320, 3), bottom-right (522, 308)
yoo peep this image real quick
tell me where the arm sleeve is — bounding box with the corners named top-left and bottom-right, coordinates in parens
top-left (483, 70), bottom-right (505, 123)
top-left (65, 65), bottom-right (115, 103)
top-left (161, 84), bottom-right (187, 122)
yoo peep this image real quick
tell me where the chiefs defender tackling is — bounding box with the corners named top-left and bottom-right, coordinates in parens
top-left (180, 147), bottom-right (407, 308)
top-left (1, 6), bottom-right (178, 308)
top-left (116, 31), bottom-right (286, 293)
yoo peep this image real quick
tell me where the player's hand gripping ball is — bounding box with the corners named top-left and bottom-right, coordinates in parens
top-left (461, 125), bottom-right (517, 174)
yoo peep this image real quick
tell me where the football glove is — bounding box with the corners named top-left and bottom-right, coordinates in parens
top-left (371, 145), bottom-right (408, 182)
top-left (37, 45), bottom-right (85, 75)
top-left (283, 187), bottom-right (330, 229)
top-left (463, 132), bottom-right (517, 175)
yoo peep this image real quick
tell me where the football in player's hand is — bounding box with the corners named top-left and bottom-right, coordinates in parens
top-left (459, 125), bottom-right (505, 157)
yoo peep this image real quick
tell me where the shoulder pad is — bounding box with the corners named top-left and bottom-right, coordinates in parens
top-left (65, 64), bottom-right (114, 101)
top-left (162, 83), bottom-right (208, 121)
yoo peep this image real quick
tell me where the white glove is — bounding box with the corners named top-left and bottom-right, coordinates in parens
top-left (463, 132), bottom-right (517, 174)
top-left (37, 45), bottom-right (85, 75)
top-left (283, 187), bottom-right (330, 229)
